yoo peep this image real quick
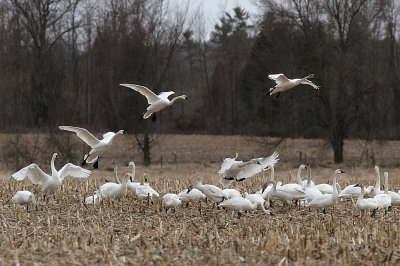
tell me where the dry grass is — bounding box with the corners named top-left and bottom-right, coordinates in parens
top-left (1, 134), bottom-right (400, 265)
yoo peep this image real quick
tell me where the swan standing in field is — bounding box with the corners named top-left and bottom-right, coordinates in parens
top-left (244, 192), bottom-right (268, 208)
top-left (353, 184), bottom-right (379, 217)
top-left (372, 166), bottom-right (383, 196)
top-left (95, 173), bottom-right (131, 201)
top-left (338, 184), bottom-right (374, 199)
top-left (11, 191), bottom-right (38, 211)
top-left (263, 180), bottom-right (306, 204)
top-left (59, 126), bottom-right (125, 169)
top-left (222, 188), bottom-right (242, 199)
top-left (135, 173), bottom-right (160, 204)
top-left (383, 172), bottom-right (400, 206)
top-left (218, 197), bottom-right (272, 217)
top-left (373, 172), bottom-right (392, 213)
top-left (192, 176), bottom-right (226, 204)
top-left (304, 167), bottom-right (323, 203)
top-left (12, 153), bottom-right (91, 199)
top-left (126, 161), bottom-right (141, 193)
top-left (268, 73), bottom-right (319, 97)
top-left (162, 193), bottom-right (181, 212)
top-left (218, 151), bottom-right (279, 187)
top-left (120, 83), bottom-right (187, 121)
top-left (178, 188), bottom-right (207, 206)
top-left (306, 169), bottom-right (346, 213)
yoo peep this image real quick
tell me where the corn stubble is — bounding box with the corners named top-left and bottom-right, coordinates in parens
top-left (1, 168), bottom-right (400, 265)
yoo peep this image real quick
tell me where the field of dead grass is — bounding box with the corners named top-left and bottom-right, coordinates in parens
top-left (1, 134), bottom-right (400, 265)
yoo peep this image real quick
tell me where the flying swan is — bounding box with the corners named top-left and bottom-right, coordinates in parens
top-left (59, 126), bottom-right (125, 169)
top-left (119, 83), bottom-right (187, 121)
top-left (268, 73), bottom-right (319, 97)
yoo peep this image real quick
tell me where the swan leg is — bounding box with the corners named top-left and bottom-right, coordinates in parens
top-left (322, 208), bottom-right (326, 214)
top-left (93, 158), bottom-right (99, 169)
top-left (371, 209), bottom-right (377, 218)
top-left (26, 205), bottom-right (29, 212)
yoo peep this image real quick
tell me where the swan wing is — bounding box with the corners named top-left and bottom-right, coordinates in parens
top-left (12, 164), bottom-right (50, 185)
top-left (58, 163), bottom-right (91, 180)
top-left (218, 157), bottom-right (239, 175)
top-left (158, 91), bottom-right (175, 99)
top-left (268, 74), bottom-right (289, 84)
top-left (257, 151), bottom-right (280, 170)
top-left (102, 132), bottom-right (116, 140)
top-left (300, 79), bottom-right (320, 89)
top-left (120, 84), bottom-right (159, 104)
top-left (59, 126), bottom-right (100, 148)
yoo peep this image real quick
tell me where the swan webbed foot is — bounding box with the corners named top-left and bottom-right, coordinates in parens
top-left (93, 158), bottom-right (99, 169)
top-left (152, 114), bottom-right (157, 122)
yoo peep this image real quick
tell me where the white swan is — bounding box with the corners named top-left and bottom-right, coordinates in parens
top-left (338, 184), bottom-right (374, 199)
top-left (222, 188), bottom-right (242, 199)
top-left (11, 191), bottom-right (38, 211)
top-left (244, 192), bottom-right (267, 208)
top-left (304, 167), bottom-right (322, 203)
top-left (306, 169), bottom-right (346, 213)
top-left (126, 162), bottom-right (141, 192)
top-left (263, 180), bottom-right (306, 204)
top-left (135, 173), bottom-right (160, 201)
top-left (12, 153), bottom-right (91, 197)
top-left (268, 73), bottom-right (319, 97)
top-left (353, 184), bottom-right (379, 217)
top-left (178, 188), bottom-right (207, 205)
top-left (383, 172), bottom-right (400, 206)
top-left (192, 176), bottom-right (226, 204)
top-left (95, 173), bottom-right (131, 201)
top-left (119, 83), bottom-right (187, 121)
top-left (279, 165), bottom-right (307, 192)
top-left (218, 151), bottom-right (279, 187)
top-left (373, 171), bottom-right (393, 212)
top-left (372, 165), bottom-right (383, 196)
top-left (218, 197), bottom-right (272, 217)
top-left (59, 126), bottom-right (124, 169)
top-left (162, 193), bottom-right (181, 212)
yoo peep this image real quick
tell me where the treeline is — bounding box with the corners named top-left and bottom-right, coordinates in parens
top-left (0, 0), bottom-right (399, 163)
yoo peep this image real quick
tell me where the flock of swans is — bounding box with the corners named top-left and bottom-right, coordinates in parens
top-left (9, 74), bottom-right (355, 218)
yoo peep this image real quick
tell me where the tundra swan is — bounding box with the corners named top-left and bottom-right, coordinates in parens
top-left (384, 172), bottom-right (400, 205)
top-left (263, 180), bottom-right (306, 203)
top-left (95, 173), bottom-right (131, 201)
top-left (12, 153), bottom-right (91, 197)
top-left (59, 126), bottom-right (124, 169)
top-left (338, 184), bottom-right (374, 199)
top-left (178, 188), bottom-right (207, 205)
top-left (135, 173), bottom-right (159, 202)
top-left (120, 83), bottom-right (187, 121)
top-left (162, 193), bottom-right (181, 212)
top-left (222, 188), bottom-right (242, 199)
top-left (11, 191), bottom-right (38, 211)
top-left (304, 166), bottom-right (322, 203)
top-left (306, 169), bottom-right (346, 213)
top-left (218, 151), bottom-right (279, 187)
top-left (268, 73), bottom-right (319, 97)
top-left (373, 172), bottom-right (392, 213)
top-left (244, 192), bottom-right (268, 208)
top-left (353, 184), bottom-right (379, 217)
top-left (372, 166), bottom-right (383, 196)
top-left (126, 161), bottom-right (141, 192)
top-left (192, 176), bottom-right (226, 204)
top-left (218, 197), bottom-right (272, 217)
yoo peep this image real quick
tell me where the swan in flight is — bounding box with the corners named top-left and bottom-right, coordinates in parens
top-left (119, 83), bottom-right (187, 121)
top-left (59, 126), bottom-right (125, 169)
top-left (11, 191), bottom-right (38, 211)
top-left (268, 73), bottom-right (319, 97)
top-left (12, 153), bottom-right (91, 198)
top-left (162, 193), bottom-right (182, 212)
top-left (306, 169), bottom-right (346, 213)
top-left (192, 176), bottom-right (226, 204)
top-left (218, 151), bottom-right (279, 187)
top-left (353, 184), bottom-right (379, 217)
top-left (218, 197), bottom-right (272, 217)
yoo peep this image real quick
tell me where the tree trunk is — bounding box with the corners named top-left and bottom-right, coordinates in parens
top-left (143, 132), bottom-right (151, 166)
top-left (331, 138), bottom-right (344, 163)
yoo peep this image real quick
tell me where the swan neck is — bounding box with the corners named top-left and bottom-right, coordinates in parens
top-left (170, 96), bottom-right (185, 104)
top-left (296, 168), bottom-right (302, 184)
top-left (51, 155), bottom-right (57, 176)
top-left (332, 173), bottom-right (338, 196)
top-left (384, 174), bottom-right (388, 193)
top-left (375, 168), bottom-right (380, 188)
top-left (358, 185), bottom-right (365, 201)
top-left (270, 166), bottom-right (275, 181)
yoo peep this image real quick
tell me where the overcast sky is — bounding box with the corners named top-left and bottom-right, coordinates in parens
top-left (170, 0), bottom-right (261, 39)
